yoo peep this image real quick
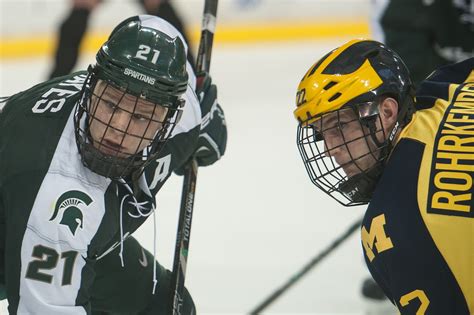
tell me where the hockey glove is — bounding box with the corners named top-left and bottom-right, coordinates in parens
top-left (195, 73), bottom-right (227, 166)
top-left (175, 74), bottom-right (227, 176)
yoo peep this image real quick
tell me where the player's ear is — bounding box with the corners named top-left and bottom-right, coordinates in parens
top-left (379, 97), bottom-right (398, 129)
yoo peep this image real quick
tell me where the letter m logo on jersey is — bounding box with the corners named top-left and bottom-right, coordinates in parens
top-left (49, 190), bottom-right (93, 236)
top-left (361, 214), bottom-right (394, 262)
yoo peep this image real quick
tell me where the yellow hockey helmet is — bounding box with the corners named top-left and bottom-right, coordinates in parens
top-left (294, 39), bottom-right (412, 125)
top-left (294, 39), bottom-right (414, 206)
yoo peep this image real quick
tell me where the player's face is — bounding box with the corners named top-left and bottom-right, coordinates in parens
top-left (88, 81), bottom-right (168, 158)
top-left (313, 108), bottom-right (379, 178)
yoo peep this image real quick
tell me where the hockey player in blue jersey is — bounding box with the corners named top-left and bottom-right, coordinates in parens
top-left (294, 39), bottom-right (473, 314)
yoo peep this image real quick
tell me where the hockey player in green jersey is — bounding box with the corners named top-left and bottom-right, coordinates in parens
top-left (294, 39), bottom-right (473, 314)
top-left (0, 14), bottom-right (226, 314)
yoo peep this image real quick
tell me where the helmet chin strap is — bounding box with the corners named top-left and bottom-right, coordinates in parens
top-left (369, 94), bottom-right (415, 158)
top-left (366, 117), bottom-right (385, 148)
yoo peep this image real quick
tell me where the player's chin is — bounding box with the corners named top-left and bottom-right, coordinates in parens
top-left (344, 161), bottom-right (375, 179)
top-left (99, 146), bottom-right (124, 158)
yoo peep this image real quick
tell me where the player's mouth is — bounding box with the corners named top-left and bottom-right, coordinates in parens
top-left (98, 139), bottom-right (127, 157)
top-left (339, 162), bottom-right (361, 178)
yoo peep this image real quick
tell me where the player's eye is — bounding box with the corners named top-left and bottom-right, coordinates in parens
top-left (132, 113), bottom-right (150, 121)
top-left (103, 100), bottom-right (118, 111)
top-left (337, 121), bottom-right (349, 131)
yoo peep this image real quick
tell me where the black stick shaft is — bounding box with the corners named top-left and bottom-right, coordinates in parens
top-left (170, 1), bottom-right (218, 314)
top-left (196, 0), bottom-right (218, 74)
top-left (170, 160), bottom-right (198, 315)
top-left (249, 218), bottom-right (363, 315)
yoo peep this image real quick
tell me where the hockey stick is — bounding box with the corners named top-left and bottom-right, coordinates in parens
top-left (170, 1), bottom-right (219, 314)
top-left (249, 217), bottom-right (363, 314)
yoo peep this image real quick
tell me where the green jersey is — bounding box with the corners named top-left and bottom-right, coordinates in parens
top-left (0, 71), bottom-right (201, 314)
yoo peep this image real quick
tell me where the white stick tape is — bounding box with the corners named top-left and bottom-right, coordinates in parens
top-left (202, 13), bottom-right (217, 33)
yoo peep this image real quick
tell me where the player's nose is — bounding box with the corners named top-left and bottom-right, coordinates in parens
top-left (109, 108), bottom-right (130, 132)
top-left (323, 135), bottom-right (342, 158)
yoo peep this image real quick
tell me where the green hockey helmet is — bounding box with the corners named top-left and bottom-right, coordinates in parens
top-left (75, 15), bottom-right (189, 179)
top-left (95, 15), bottom-right (188, 104)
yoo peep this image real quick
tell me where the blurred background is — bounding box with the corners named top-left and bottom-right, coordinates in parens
top-left (0, 0), bottom-right (396, 314)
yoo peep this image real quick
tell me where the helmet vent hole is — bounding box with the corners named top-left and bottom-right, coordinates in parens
top-left (328, 92), bottom-right (342, 102)
top-left (323, 81), bottom-right (337, 90)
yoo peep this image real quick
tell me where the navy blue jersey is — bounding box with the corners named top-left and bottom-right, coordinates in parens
top-left (362, 58), bottom-right (474, 314)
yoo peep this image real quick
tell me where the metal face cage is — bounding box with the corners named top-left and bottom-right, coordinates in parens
top-left (75, 73), bottom-right (184, 179)
top-left (296, 104), bottom-right (389, 206)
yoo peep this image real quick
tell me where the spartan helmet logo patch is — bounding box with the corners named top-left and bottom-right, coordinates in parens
top-left (49, 190), bottom-right (93, 236)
